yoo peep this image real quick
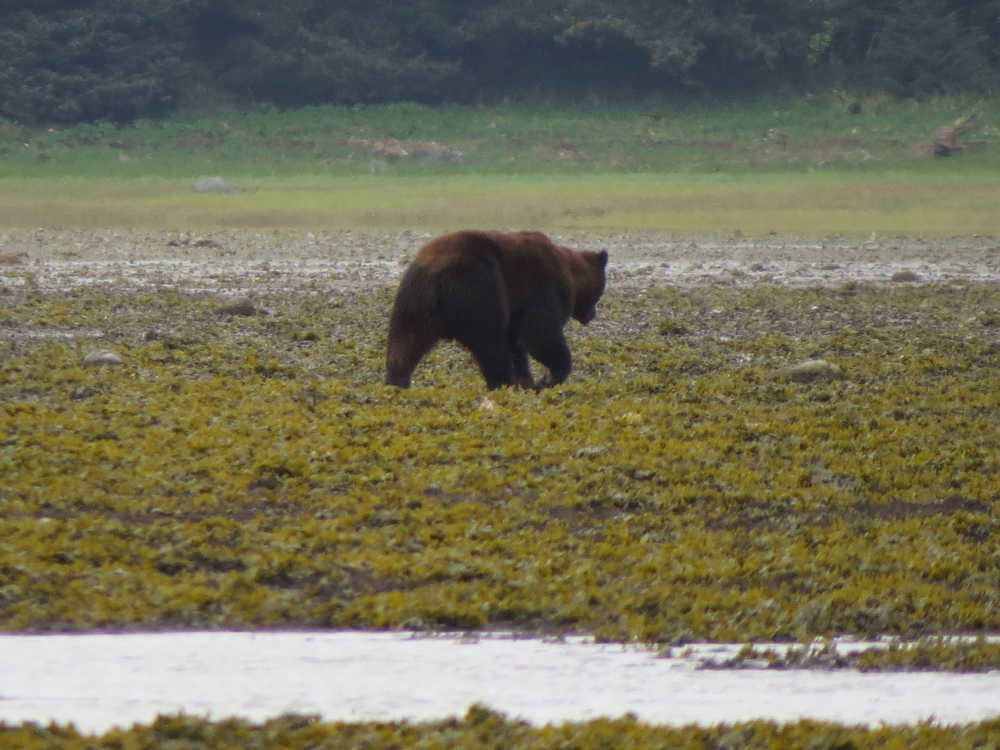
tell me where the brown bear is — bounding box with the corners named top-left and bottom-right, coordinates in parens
top-left (385, 230), bottom-right (608, 390)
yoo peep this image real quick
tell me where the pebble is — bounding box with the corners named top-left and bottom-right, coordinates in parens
top-left (217, 298), bottom-right (257, 316)
top-left (192, 176), bottom-right (237, 194)
top-left (82, 350), bottom-right (124, 367)
top-left (771, 358), bottom-right (842, 383)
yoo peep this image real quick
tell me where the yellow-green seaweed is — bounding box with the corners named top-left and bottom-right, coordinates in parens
top-left (3, 709), bottom-right (1000, 750)
top-left (1, 280), bottom-right (999, 648)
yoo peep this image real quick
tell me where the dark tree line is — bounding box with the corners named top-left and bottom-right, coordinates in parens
top-left (2, 0), bottom-right (998, 124)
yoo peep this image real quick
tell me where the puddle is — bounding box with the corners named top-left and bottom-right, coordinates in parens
top-left (2, 632), bottom-right (999, 732)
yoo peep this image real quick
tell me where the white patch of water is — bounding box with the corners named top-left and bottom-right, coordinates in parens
top-left (2, 632), bottom-right (999, 733)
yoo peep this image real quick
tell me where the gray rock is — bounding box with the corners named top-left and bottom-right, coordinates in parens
top-left (890, 270), bottom-right (921, 283)
top-left (192, 177), bottom-right (237, 194)
top-left (422, 149), bottom-right (466, 164)
top-left (217, 297), bottom-right (257, 316)
top-left (771, 358), bottom-right (842, 383)
top-left (82, 349), bottom-right (123, 367)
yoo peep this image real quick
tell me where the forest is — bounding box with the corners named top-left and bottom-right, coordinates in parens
top-left (2, 0), bottom-right (999, 124)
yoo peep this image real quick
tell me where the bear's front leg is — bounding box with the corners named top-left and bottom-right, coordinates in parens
top-left (523, 330), bottom-right (572, 388)
top-left (511, 343), bottom-right (535, 389)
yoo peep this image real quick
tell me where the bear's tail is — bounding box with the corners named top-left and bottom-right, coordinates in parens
top-left (385, 264), bottom-right (442, 387)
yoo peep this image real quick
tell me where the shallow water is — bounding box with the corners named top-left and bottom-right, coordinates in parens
top-left (2, 632), bottom-right (999, 733)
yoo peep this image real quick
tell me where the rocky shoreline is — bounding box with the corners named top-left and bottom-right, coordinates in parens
top-left (2, 229), bottom-right (999, 297)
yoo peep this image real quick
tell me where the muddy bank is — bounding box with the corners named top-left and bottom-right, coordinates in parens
top-left (2, 229), bottom-right (999, 296)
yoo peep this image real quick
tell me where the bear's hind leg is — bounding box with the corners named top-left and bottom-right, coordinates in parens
top-left (386, 264), bottom-right (444, 388)
top-left (510, 343), bottom-right (534, 389)
top-left (386, 320), bottom-right (442, 388)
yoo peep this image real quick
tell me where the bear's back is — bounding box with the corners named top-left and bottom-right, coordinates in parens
top-left (414, 230), bottom-right (564, 278)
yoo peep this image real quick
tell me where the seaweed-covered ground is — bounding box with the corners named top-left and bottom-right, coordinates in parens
top-left (1, 229), bottom-right (999, 646)
top-left (3, 710), bottom-right (1000, 750)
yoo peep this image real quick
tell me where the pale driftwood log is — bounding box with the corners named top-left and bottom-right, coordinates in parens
top-left (934, 113), bottom-right (977, 157)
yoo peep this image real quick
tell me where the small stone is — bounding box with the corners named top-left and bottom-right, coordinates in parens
top-left (658, 319), bottom-right (692, 336)
top-left (82, 349), bottom-right (123, 367)
top-left (192, 176), bottom-right (237, 194)
top-left (891, 270), bottom-right (921, 283)
top-left (771, 358), bottom-right (842, 383)
top-left (0, 251), bottom-right (28, 265)
top-left (217, 298), bottom-right (257, 316)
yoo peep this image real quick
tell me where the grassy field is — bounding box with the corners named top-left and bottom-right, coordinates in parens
top-left (0, 171), bottom-right (998, 235)
top-left (5, 94), bottom-right (999, 177)
top-left (1, 95), bottom-right (998, 234)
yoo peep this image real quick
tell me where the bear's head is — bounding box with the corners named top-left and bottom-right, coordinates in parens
top-left (571, 249), bottom-right (608, 325)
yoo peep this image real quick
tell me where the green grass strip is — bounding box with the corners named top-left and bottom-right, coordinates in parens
top-left (1, 173), bottom-right (997, 234)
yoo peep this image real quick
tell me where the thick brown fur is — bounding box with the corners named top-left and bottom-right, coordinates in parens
top-left (386, 230), bottom-right (608, 390)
